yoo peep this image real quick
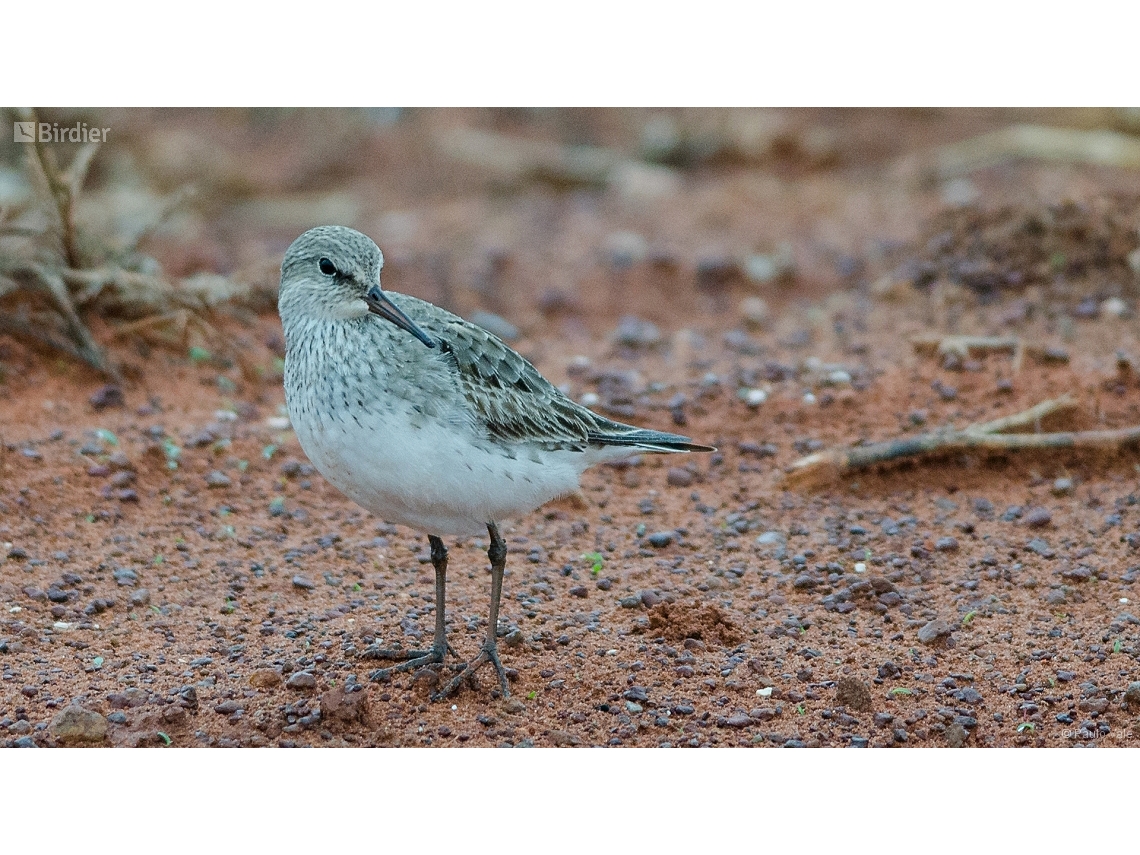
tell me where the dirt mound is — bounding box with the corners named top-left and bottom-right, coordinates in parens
top-left (646, 601), bottom-right (743, 646)
top-left (899, 197), bottom-right (1140, 299)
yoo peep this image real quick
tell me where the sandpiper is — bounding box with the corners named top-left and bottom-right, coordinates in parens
top-left (279, 225), bottom-right (713, 699)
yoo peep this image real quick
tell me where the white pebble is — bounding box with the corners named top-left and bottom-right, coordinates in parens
top-left (827, 369), bottom-right (852, 386)
top-left (743, 388), bottom-right (768, 407)
top-left (1121, 598), bottom-right (1130, 605)
top-left (9, 606), bottom-right (21, 613)
top-left (854, 562), bottom-right (866, 574)
top-left (802, 392), bottom-right (817, 405)
top-left (214, 409), bottom-right (238, 422)
top-left (579, 392), bottom-right (600, 407)
top-left (745, 254), bottom-right (779, 284)
top-left (266, 416), bottom-right (291, 430)
top-left (756, 686), bottom-right (774, 697)
top-left (1102, 297), bottom-right (1128, 318)
top-left (53, 621), bottom-right (71, 630)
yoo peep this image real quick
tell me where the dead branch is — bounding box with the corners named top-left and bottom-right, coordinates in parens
top-left (782, 395), bottom-right (1139, 489)
top-left (22, 108), bottom-right (85, 269)
top-left (910, 334), bottom-right (1074, 373)
top-left (931, 124), bottom-right (1140, 179)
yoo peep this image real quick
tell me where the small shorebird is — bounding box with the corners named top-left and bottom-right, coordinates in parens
top-left (279, 226), bottom-right (713, 699)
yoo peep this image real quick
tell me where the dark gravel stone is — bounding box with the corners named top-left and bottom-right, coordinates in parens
top-left (286, 671), bottom-right (317, 690)
top-left (568, 585), bottom-right (588, 598)
top-left (1025, 508), bottom-right (1052, 528)
top-left (89, 385), bottom-right (125, 410)
top-left (952, 687), bottom-right (983, 705)
top-left (646, 531), bottom-right (675, 548)
top-left (935, 536), bottom-right (959, 552)
top-left (292, 575), bottom-right (315, 590)
top-left (614, 316), bottom-right (662, 349)
top-left (918, 619), bottom-right (954, 646)
top-left (1124, 682), bottom-right (1140, 708)
top-left (666, 467), bottom-right (693, 488)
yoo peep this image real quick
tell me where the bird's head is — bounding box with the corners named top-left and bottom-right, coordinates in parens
top-left (279, 225), bottom-right (435, 348)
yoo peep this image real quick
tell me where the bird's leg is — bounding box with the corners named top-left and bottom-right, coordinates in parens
top-left (434, 522), bottom-right (511, 700)
top-left (366, 535), bottom-right (451, 681)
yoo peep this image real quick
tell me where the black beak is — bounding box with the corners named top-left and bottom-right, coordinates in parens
top-left (364, 284), bottom-right (436, 349)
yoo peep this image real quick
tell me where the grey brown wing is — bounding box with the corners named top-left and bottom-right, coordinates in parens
top-left (419, 314), bottom-right (602, 450)
top-left (399, 295), bottom-right (713, 453)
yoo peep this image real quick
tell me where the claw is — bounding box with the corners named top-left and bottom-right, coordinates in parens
top-left (431, 638), bottom-right (510, 701)
top-left (364, 644), bottom-right (446, 683)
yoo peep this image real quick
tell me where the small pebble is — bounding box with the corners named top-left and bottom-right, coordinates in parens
top-left (285, 671), bottom-right (317, 690)
top-left (935, 536), bottom-right (959, 552)
top-left (917, 619), bottom-right (953, 646)
top-left (205, 471), bottom-right (232, 488)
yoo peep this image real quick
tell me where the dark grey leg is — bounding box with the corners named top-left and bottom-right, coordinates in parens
top-left (366, 535), bottom-right (450, 682)
top-left (434, 522), bottom-right (511, 700)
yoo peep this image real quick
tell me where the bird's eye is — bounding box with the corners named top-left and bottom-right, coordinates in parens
top-left (318, 257), bottom-right (337, 276)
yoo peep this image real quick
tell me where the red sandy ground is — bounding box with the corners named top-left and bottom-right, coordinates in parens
top-left (1, 108), bottom-right (1139, 747)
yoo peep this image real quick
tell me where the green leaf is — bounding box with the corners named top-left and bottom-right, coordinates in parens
top-left (188, 346), bottom-right (211, 363)
top-left (95, 428), bottom-right (118, 446)
top-left (889, 687), bottom-right (913, 696)
top-left (157, 731), bottom-right (172, 746)
top-left (92, 656), bottom-right (104, 668)
top-left (582, 551), bottom-right (604, 576)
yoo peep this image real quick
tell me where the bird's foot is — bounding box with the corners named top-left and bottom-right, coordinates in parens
top-left (431, 638), bottom-right (511, 701)
top-left (363, 643), bottom-right (447, 682)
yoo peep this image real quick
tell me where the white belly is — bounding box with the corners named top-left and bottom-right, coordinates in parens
top-left (292, 403), bottom-right (584, 536)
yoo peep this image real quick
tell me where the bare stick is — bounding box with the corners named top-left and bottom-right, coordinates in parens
top-left (783, 396), bottom-right (1138, 489)
top-left (26, 263), bottom-right (118, 380)
top-left (965, 394), bottom-right (1076, 435)
top-left (22, 109), bottom-right (83, 269)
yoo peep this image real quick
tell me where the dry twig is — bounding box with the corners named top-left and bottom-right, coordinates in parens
top-left (782, 395), bottom-right (1140, 488)
top-left (930, 124), bottom-right (1140, 179)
